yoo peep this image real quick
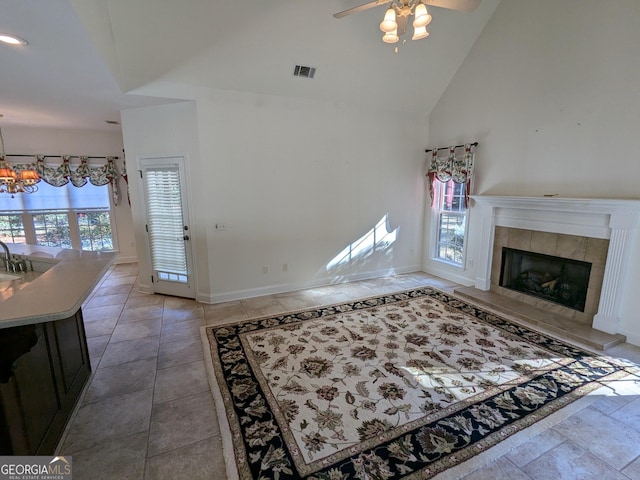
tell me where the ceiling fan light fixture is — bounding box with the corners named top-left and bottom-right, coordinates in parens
top-left (412, 3), bottom-right (432, 28)
top-left (333, 0), bottom-right (481, 47)
top-left (382, 29), bottom-right (399, 43)
top-left (379, 7), bottom-right (398, 33)
top-left (412, 25), bottom-right (430, 40)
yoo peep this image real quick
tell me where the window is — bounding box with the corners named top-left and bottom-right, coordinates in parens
top-left (433, 179), bottom-right (467, 266)
top-left (0, 181), bottom-right (115, 251)
top-left (33, 212), bottom-right (71, 248)
top-left (0, 214), bottom-right (26, 244)
top-left (77, 211), bottom-right (114, 251)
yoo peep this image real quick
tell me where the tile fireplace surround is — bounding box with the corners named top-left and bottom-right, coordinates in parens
top-left (491, 227), bottom-right (608, 326)
top-left (471, 196), bottom-right (640, 336)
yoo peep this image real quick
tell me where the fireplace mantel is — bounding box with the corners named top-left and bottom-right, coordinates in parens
top-left (472, 195), bottom-right (640, 211)
top-left (470, 195), bottom-right (640, 334)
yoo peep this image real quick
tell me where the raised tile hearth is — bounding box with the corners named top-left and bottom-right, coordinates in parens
top-left (453, 286), bottom-right (626, 351)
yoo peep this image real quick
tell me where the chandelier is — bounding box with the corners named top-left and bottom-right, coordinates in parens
top-left (0, 126), bottom-right (40, 194)
top-left (379, 1), bottom-right (432, 43)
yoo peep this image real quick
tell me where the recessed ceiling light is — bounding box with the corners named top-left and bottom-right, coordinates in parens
top-left (0, 34), bottom-right (28, 46)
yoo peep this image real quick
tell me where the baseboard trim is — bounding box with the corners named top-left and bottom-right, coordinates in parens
top-left (422, 261), bottom-right (474, 287)
top-left (114, 255), bottom-right (137, 265)
top-left (198, 264), bottom-right (422, 304)
top-left (136, 282), bottom-right (153, 294)
top-left (619, 328), bottom-right (640, 347)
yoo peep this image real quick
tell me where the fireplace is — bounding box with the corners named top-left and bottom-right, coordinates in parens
top-left (499, 247), bottom-right (592, 312)
top-left (488, 227), bottom-right (606, 325)
top-left (470, 195), bottom-right (640, 335)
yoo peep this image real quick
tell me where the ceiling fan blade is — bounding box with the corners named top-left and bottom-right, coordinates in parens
top-left (333, 0), bottom-right (392, 19)
top-left (425, 0), bottom-right (481, 13)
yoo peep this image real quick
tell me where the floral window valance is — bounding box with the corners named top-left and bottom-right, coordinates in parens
top-left (426, 143), bottom-right (476, 208)
top-left (10, 156), bottom-right (122, 205)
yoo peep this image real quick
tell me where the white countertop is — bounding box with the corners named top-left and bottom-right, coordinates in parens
top-left (0, 244), bottom-right (117, 329)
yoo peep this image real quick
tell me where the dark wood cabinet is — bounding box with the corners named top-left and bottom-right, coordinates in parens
top-left (0, 309), bottom-right (91, 455)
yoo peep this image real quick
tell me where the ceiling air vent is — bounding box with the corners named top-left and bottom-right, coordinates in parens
top-left (293, 65), bottom-right (316, 79)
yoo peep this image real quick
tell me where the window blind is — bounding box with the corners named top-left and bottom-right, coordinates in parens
top-left (143, 166), bottom-right (188, 277)
top-left (0, 181), bottom-right (110, 212)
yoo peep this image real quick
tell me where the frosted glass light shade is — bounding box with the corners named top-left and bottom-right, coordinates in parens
top-left (412, 25), bottom-right (429, 40)
top-left (382, 29), bottom-right (399, 43)
top-left (379, 8), bottom-right (398, 33)
top-left (412, 3), bottom-right (432, 28)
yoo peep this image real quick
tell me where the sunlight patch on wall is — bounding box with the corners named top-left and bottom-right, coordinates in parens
top-left (326, 215), bottom-right (398, 277)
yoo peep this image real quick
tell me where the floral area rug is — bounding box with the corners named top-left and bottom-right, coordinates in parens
top-left (203, 287), bottom-right (637, 479)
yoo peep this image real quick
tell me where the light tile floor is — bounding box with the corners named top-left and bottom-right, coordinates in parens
top-left (59, 263), bottom-right (640, 479)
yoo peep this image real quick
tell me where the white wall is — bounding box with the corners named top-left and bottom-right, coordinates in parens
top-left (120, 101), bottom-right (209, 296)
top-left (426, 0), bottom-right (640, 344)
top-left (122, 91), bottom-right (428, 302)
top-left (1, 126), bottom-right (136, 263)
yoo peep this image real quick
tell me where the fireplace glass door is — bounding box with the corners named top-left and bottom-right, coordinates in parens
top-left (499, 247), bottom-right (592, 312)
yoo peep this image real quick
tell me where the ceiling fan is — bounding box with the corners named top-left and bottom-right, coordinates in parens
top-left (333, 0), bottom-right (481, 44)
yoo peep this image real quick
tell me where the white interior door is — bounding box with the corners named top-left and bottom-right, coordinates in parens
top-left (139, 156), bottom-right (194, 298)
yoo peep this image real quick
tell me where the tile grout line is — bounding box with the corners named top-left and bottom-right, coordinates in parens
top-left (136, 282), bottom-right (161, 479)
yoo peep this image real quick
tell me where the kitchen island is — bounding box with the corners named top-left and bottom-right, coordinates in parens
top-left (0, 244), bottom-right (117, 455)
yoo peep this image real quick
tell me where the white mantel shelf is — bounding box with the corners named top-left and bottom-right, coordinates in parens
top-left (471, 195), bottom-right (640, 209)
top-left (470, 195), bottom-right (640, 336)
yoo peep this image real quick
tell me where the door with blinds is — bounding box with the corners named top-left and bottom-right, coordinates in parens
top-left (139, 156), bottom-right (194, 298)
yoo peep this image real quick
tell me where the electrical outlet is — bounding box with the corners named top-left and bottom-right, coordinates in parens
top-left (282, 263), bottom-right (288, 272)
top-left (214, 223), bottom-right (227, 231)
top-left (263, 265), bottom-right (269, 274)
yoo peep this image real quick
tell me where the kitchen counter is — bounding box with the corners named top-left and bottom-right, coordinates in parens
top-left (0, 244), bottom-right (117, 455)
top-left (0, 244), bottom-right (117, 329)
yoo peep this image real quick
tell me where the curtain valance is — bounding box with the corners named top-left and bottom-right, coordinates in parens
top-left (9, 156), bottom-right (122, 205)
top-left (426, 143), bottom-right (476, 208)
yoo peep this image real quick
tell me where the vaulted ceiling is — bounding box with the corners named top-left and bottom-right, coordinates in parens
top-left (0, 0), bottom-right (500, 131)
